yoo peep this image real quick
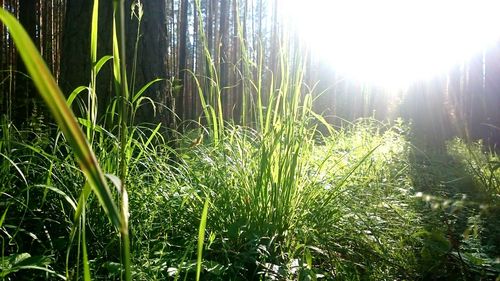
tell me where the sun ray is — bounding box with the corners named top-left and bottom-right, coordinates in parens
top-left (283, 0), bottom-right (500, 87)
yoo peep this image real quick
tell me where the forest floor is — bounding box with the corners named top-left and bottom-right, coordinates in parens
top-left (1, 118), bottom-right (499, 280)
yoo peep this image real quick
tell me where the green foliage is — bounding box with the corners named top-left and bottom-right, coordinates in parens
top-left (0, 253), bottom-right (64, 279)
top-left (0, 4), bottom-right (133, 280)
top-left (3, 107), bottom-right (500, 279)
top-left (1, 3), bottom-right (500, 281)
top-left (447, 138), bottom-right (500, 198)
top-left (0, 8), bottom-right (122, 230)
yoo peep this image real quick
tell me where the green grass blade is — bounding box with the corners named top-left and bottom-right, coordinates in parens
top-left (112, 1), bottom-right (132, 280)
top-left (66, 184), bottom-right (92, 279)
top-left (0, 152), bottom-right (27, 185)
top-left (67, 86), bottom-right (90, 107)
top-left (35, 185), bottom-right (77, 211)
top-left (132, 78), bottom-right (164, 103)
top-left (196, 197), bottom-right (210, 281)
top-left (91, 0), bottom-right (99, 65)
top-left (132, 123), bottom-right (162, 163)
top-left (94, 55), bottom-right (113, 76)
top-left (0, 8), bottom-right (122, 229)
top-left (82, 206), bottom-right (91, 281)
top-left (0, 205), bottom-right (9, 228)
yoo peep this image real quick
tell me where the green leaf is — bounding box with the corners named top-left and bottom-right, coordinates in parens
top-left (94, 55), bottom-right (113, 75)
top-left (132, 78), bottom-right (164, 103)
top-left (196, 197), bottom-right (210, 281)
top-left (0, 253), bottom-right (61, 279)
top-left (0, 205), bottom-right (9, 228)
top-left (0, 152), bottom-right (27, 185)
top-left (0, 8), bottom-right (122, 230)
top-left (35, 185), bottom-right (77, 211)
top-left (90, 0), bottom-right (99, 65)
top-left (14, 255), bottom-right (51, 268)
top-left (305, 248), bottom-right (313, 269)
top-left (66, 86), bottom-right (89, 107)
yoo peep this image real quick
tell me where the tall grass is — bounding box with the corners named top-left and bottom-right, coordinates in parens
top-left (2, 1), bottom-right (500, 280)
top-left (447, 138), bottom-right (500, 198)
top-left (181, 6), bottom-right (426, 278)
top-left (0, 9), bottom-right (122, 229)
top-left (0, 3), bottom-right (132, 279)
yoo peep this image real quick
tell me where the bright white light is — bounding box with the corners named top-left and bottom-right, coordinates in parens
top-left (282, 0), bottom-right (500, 87)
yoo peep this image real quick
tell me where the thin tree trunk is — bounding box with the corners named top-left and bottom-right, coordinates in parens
top-left (133, 0), bottom-right (171, 128)
top-left (176, 0), bottom-right (188, 127)
top-left (219, 0), bottom-right (229, 117)
top-left (232, 0), bottom-right (242, 122)
top-left (14, 0), bottom-right (38, 126)
top-left (192, 1), bottom-right (199, 120)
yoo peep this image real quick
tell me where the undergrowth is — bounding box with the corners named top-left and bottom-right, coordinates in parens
top-left (2, 111), bottom-right (500, 280)
top-left (1, 2), bottom-right (499, 280)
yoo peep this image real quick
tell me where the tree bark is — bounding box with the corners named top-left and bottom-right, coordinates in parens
top-left (13, 0), bottom-right (38, 126)
top-left (60, 0), bottom-right (172, 128)
top-left (176, 0), bottom-right (188, 126)
top-left (60, 0), bottom-right (113, 119)
top-left (219, 0), bottom-right (230, 118)
top-left (129, 0), bottom-right (171, 129)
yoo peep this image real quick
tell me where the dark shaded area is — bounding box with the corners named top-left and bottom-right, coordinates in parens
top-left (60, 0), bottom-right (173, 129)
top-left (60, 0), bottom-right (113, 117)
top-left (125, 0), bottom-right (173, 128)
top-left (12, 0), bottom-right (39, 127)
top-left (407, 129), bottom-right (500, 280)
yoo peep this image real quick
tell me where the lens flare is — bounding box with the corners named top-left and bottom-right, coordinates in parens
top-left (283, 0), bottom-right (500, 87)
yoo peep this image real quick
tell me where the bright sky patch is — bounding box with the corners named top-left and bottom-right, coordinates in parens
top-left (283, 0), bottom-right (500, 87)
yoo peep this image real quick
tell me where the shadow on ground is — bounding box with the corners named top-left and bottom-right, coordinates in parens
top-left (406, 126), bottom-right (500, 280)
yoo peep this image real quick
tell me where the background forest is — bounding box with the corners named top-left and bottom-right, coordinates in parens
top-left (2, 0), bottom-right (500, 139)
top-left (0, 0), bottom-right (499, 280)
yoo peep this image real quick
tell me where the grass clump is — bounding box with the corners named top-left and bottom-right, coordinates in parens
top-left (447, 138), bottom-right (500, 199)
top-left (2, 2), bottom-right (500, 280)
top-left (155, 118), bottom-right (424, 280)
top-left (408, 134), bottom-right (500, 280)
top-left (3, 104), bottom-right (500, 280)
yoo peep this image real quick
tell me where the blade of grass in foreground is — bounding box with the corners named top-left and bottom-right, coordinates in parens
top-left (111, 1), bottom-right (132, 280)
top-left (196, 198), bottom-right (210, 281)
top-left (0, 8), bottom-right (122, 234)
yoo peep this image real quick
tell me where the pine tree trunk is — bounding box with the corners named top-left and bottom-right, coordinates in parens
top-left (14, 0), bottom-right (38, 126)
top-left (60, 0), bottom-right (113, 118)
top-left (131, 0), bottom-right (172, 129)
top-left (176, 0), bottom-right (188, 127)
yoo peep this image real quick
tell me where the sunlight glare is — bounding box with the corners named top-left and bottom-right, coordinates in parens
top-left (283, 0), bottom-right (500, 87)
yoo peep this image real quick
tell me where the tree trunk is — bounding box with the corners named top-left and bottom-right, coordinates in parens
top-left (176, 0), bottom-right (188, 127)
top-left (13, 0), bottom-right (38, 126)
top-left (232, 0), bottom-right (242, 122)
top-left (60, 0), bottom-right (113, 120)
top-left (219, 0), bottom-right (229, 118)
top-left (61, 0), bottom-right (172, 128)
top-left (130, 0), bottom-right (171, 129)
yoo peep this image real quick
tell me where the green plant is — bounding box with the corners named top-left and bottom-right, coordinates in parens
top-left (0, 6), bottom-right (131, 280)
top-left (447, 138), bottom-right (500, 198)
top-left (3, 1), bottom-right (500, 280)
